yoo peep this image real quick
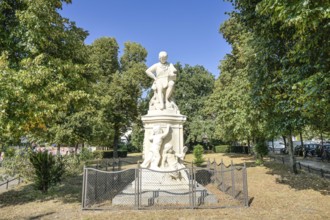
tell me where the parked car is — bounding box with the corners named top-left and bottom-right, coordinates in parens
top-left (294, 144), bottom-right (319, 157)
top-left (316, 144), bottom-right (330, 159)
top-left (321, 145), bottom-right (330, 162)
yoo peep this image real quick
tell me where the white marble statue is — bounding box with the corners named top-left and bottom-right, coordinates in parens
top-left (141, 124), bottom-right (170, 169)
top-left (146, 51), bottom-right (177, 110)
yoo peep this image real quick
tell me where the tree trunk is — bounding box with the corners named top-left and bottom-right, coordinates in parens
top-left (299, 131), bottom-right (304, 156)
top-left (320, 132), bottom-right (324, 147)
top-left (75, 143), bottom-right (79, 154)
top-left (247, 137), bottom-right (251, 154)
top-left (113, 124), bottom-right (120, 158)
top-left (272, 139), bottom-right (275, 153)
top-left (282, 136), bottom-right (287, 153)
top-left (287, 134), bottom-right (297, 174)
top-left (57, 145), bottom-right (61, 156)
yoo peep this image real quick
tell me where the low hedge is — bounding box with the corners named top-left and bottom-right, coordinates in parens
top-left (92, 150), bottom-right (128, 159)
top-left (214, 145), bottom-right (249, 154)
top-left (214, 145), bottom-right (230, 153)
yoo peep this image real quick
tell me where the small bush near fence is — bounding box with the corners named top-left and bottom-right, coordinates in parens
top-left (193, 144), bottom-right (205, 166)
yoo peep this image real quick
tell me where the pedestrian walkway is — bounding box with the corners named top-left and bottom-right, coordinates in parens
top-left (296, 157), bottom-right (330, 172)
top-left (268, 153), bottom-right (330, 179)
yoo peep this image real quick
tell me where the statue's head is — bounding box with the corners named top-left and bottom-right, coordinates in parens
top-left (153, 125), bottom-right (162, 134)
top-left (158, 51), bottom-right (168, 64)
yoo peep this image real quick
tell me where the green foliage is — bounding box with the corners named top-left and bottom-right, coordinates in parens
top-left (214, 145), bottom-right (230, 153)
top-left (130, 123), bottom-right (144, 152)
top-left (193, 144), bottom-right (205, 166)
top-left (206, 0), bottom-right (330, 153)
top-left (254, 141), bottom-right (269, 160)
top-left (62, 155), bottom-right (82, 177)
top-left (79, 147), bottom-right (93, 161)
top-left (255, 158), bottom-right (264, 166)
top-left (173, 64), bottom-right (215, 147)
top-left (2, 149), bottom-right (33, 178)
top-left (92, 150), bottom-right (103, 159)
top-left (4, 147), bottom-right (15, 158)
top-left (29, 151), bottom-right (65, 193)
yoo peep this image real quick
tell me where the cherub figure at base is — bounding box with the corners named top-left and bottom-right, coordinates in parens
top-left (141, 125), bottom-right (170, 170)
top-left (161, 143), bottom-right (189, 182)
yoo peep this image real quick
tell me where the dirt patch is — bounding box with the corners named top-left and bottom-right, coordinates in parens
top-left (0, 153), bottom-right (330, 219)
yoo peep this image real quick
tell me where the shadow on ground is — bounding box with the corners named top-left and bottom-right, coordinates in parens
top-left (0, 174), bottom-right (83, 208)
top-left (264, 161), bottom-right (330, 196)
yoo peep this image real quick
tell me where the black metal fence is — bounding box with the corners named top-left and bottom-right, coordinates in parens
top-left (82, 159), bottom-right (249, 210)
top-left (0, 176), bottom-right (22, 190)
top-left (269, 155), bottom-right (330, 179)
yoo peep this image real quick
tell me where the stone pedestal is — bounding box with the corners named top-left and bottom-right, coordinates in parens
top-left (141, 109), bottom-right (186, 165)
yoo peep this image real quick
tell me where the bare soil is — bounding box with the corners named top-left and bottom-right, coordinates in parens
top-left (0, 153), bottom-right (329, 220)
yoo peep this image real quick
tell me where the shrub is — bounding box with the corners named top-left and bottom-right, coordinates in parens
top-left (63, 155), bottom-right (83, 176)
top-left (29, 151), bottom-right (65, 193)
top-left (193, 144), bottom-right (205, 166)
top-left (214, 145), bottom-right (230, 153)
top-left (79, 147), bottom-right (93, 161)
top-left (92, 150), bottom-right (103, 159)
top-left (254, 141), bottom-right (269, 161)
top-left (4, 147), bottom-right (16, 158)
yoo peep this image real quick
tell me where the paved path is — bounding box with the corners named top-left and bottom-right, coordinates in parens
top-left (269, 153), bottom-right (330, 173)
top-left (296, 158), bottom-right (330, 172)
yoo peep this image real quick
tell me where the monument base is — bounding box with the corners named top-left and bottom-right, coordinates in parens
top-left (112, 180), bottom-right (218, 206)
top-left (132, 169), bottom-right (189, 190)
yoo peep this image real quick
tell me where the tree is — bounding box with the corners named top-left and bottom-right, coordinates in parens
top-left (205, 15), bottom-right (267, 152)
top-left (0, 0), bottom-right (94, 153)
top-left (173, 64), bottom-right (215, 148)
top-left (88, 40), bottom-right (149, 157)
top-left (214, 0), bottom-right (330, 173)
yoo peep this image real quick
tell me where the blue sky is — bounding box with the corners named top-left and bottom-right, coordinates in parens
top-left (60, 0), bottom-right (233, 77)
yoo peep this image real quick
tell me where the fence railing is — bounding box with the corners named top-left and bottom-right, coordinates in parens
top-left (82, 159), bottom-right (249, 210)
top-left (0, 176), bottom-right (22, 190)
top-left (269, 155), bottom-right (330, 179)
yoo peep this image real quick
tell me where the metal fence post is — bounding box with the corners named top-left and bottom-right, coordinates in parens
top-left (81, 166), bottom-right (86, 209)
top-left (6, 179), bottom-right (9, 189)
top-left (231, 160), bottom-right (235, 197)
top-left (242, 163), bottom-right (249, 207)
top-left (139, 166), bottom-right (142, 208)
top-left (213, 159), bottom-right (217, 185)
top-left (134, 167), bottom-right (139, 209)
top-left (220, 159), bottom-right (224, 191)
